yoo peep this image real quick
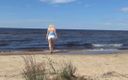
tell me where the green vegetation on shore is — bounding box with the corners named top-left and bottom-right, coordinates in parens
top-left (22, 56), bottom-right (92, 80)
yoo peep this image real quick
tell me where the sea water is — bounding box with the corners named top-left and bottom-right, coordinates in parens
top-left (0, 28), bottom-right (128, 52)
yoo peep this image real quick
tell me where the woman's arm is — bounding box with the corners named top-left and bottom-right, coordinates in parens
top-left (46, 30), bottom-right (49, 39)
top-left (54, 30), bottom-right (58, 39)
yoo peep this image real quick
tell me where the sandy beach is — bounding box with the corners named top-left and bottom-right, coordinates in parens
top-left (0, 50), bottom-right (128, 80)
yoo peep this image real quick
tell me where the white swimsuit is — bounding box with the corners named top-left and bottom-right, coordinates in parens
top-left (48, 32), bottom-right (57, 40)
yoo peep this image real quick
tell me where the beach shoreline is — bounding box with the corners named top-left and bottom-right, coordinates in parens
top-left (0, 50), bottom-right (128, 80)
top-left (0, 49), bottom-right (125, 55)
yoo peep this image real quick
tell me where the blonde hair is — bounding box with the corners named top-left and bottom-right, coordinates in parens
top-left (48, 24), bottom-right (55, 28)
top-left (48, 24), bottom-right (56, 32)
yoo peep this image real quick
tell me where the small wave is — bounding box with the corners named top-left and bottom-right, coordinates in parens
top-left (92, 44), bottom-right (123, 49)
top-left (61, 43), bottom-right (123, 49)
top-left (60, 42), bottom-right (94, 49)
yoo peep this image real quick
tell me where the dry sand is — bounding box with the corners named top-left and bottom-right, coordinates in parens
top-left (0, 50), bottom-right (128, 80)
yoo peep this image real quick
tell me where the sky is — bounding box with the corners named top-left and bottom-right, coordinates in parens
top-left (0, 0), bottom-right (128, 30)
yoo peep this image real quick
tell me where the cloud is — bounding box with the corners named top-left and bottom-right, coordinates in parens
top-left (120, 7), bottom-right (128, 13)
top-left (40, 0), bottom-right (76, 4)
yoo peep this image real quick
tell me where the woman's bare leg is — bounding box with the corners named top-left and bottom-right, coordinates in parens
top-left (52, 39), bottom-right (55, 50)
top-left (48, 39), bottom-right (55, 53)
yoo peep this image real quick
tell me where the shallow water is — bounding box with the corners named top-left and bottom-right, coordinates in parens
top-left (0, 28), bottom-right (128, 51)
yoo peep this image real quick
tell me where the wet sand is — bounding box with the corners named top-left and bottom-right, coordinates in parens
top-left (0, 50), bottom-right (128, 80)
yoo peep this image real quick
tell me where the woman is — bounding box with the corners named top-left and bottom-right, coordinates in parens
top-left (46, 24), bottom-right (57, 53)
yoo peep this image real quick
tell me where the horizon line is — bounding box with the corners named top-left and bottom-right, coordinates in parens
top-left (0, 27), bottom-right (128, 31)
